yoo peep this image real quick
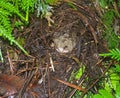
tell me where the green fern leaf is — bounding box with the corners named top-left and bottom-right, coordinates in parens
top-left (93, 89), bottom-right (113, 98)
top-left (0, 25), bottom-right (28, 55)
top-left (0, 0), bottom-right (28, 55)
top-left (99, 48), bottom-right (120, 61)
top-left (0, 0), bottom-right (26, 21)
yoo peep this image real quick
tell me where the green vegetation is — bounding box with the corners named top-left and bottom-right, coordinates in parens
top-left (0, 0), bottom-right (38, 55)
top-left (98, 1), bottom-right (120, 97)
top-left (0, 0), bottom-right (120, 97)
top-left (93, 54), bottom-right (120, 98)
top-left (93, 0), bottom-right (120, 97)
top-left (71, 52), bottom-right (120, 97)
top-left (70, 0), bottom-right (120, 97)
top-left (0, 0), bottom-right (28, 55)
top-left (99, 0), bottom-right (120, 49)
top-left (100, 48), bottom-right (120, 61)
top-left (0, 0), bottom-right (54, 57)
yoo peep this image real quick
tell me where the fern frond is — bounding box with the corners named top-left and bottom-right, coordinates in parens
top-left (0, 25), bottom-right (28, 55)
top-left (0, 0), bottom-right (28, 55)
top-left (0, 0), bottom-right (26, 21)
top-left (0, 11), bottom-right (12, 33)
top-left (99, 48), bottom-right (120, 61)
top-left (21, 0), bottom-right (37, 11)
top-left (20, 0), bottom-right (37, 21)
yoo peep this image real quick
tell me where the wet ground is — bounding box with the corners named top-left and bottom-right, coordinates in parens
top-left (0, 0), bottom-right (108, 98)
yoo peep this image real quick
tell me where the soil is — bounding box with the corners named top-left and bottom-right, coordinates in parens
top-left (0, 0), bottom-right (108, 98)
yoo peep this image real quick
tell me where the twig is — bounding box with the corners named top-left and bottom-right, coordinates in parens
top-left (7, 49), bottom-right (14, 74)
top-left (52, 77), bottom-right (87, 92)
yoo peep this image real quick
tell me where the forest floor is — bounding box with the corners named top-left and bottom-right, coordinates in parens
top-left (0, 0), bottom-right (109, 98)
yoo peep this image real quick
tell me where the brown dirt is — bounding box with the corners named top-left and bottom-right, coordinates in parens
top-left (0, 0), bottom-right (108, 98)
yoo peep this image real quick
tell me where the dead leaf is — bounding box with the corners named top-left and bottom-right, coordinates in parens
top-left (0, 74), bottom-right (24, 97)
